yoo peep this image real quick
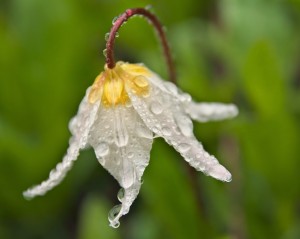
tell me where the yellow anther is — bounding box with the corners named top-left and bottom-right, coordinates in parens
top-left (88, 62), bottom-right (151, 106)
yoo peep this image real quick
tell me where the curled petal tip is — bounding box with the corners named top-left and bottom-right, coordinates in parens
top-left (23, 191), bottom-right (34, 200)
top-left (230, 104), bottom-right (239, 118)
top-left (208, 164), bottom-right (232, 182)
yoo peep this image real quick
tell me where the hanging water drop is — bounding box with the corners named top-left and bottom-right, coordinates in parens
top-left (103, 49), bottom-right (107, 57)
top-left (112, 16), bottom-right (118, 25)
top-left (105, 33), bottom-right (110, 41)
top-left (145, 5), bottom-right (153, 10)
top-left (115, 32), bottom-right (119, 38)
top-left (108, 204), bottom-right (122, 228)
top-left (117, 188), bottom-right (125, 202)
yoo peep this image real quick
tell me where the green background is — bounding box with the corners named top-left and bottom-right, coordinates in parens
top-left (1, 0), bottom-right (300, 238)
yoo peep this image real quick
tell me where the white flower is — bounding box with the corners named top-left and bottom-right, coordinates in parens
top-left (23, 61), bottom-right (238, 228)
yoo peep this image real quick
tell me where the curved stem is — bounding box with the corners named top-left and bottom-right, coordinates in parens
top-left (105, 8), bottom-right (176, 83)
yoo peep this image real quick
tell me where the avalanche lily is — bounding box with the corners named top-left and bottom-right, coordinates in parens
top-left (23, 8), bottom-right (238, 228)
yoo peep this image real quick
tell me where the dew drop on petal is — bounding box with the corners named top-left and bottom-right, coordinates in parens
top-left (164, 82), bottom-right (177, 94)
top-left (175, 115), bottom-right (193, 137)
top-left (117, 188), bottom-right (125, 202)
top-left (95, 142), bottom-right (109, 157)
top-left (177, 143), bottom-right (191, 153)
top-left (128, 152), bottom-right (134, 158)
top-left (134, 76), bottom-right (149, 88)
top-left (162, 127), bottom-right (172, 136)
top-left (125, 100), bottom-right (132, 108)
top-left (150, 102), bottom-right (163, 115)
top-left (180, 93), bottom-right (192, 102)
top-left (137, 124), bottom-right (153, 139)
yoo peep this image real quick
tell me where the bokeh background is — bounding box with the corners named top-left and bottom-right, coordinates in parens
top-left (1, 0), bottom-right (300, 238)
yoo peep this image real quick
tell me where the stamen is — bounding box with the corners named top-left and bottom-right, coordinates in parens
top-left (105, 8), bottom-right (176, 83)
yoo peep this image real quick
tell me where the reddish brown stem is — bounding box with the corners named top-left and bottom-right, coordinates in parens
top-left (105, 8), bottom-right (176, 83)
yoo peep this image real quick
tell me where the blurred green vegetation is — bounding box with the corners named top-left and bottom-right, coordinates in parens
top-left (1, 0), bottom-right (300, 238)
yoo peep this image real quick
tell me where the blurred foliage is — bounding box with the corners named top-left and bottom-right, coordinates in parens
top-left (1, 0), bottom-right (300, 238)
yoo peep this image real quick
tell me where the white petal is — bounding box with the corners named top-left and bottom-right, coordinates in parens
top-left (23, 88), bottom-right (100, 199)
top-left (185, 102), bottom-right (238, 122)
top-left (88, 105), bottom-right (153, 227)
top-left (128, 75), bottom-right (232, 182)
top-left (69, 87), bottom-right (101, 148)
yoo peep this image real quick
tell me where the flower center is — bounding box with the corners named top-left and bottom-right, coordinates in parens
top-left (88, 61), bottom-right (151, 106)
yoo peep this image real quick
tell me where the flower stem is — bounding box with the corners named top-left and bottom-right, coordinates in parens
top-left (105, 8), bottom-right (176, 83)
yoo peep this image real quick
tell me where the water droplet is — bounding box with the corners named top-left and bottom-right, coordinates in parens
top-left (175, 115), bottom-right (193, 137)
top-left (97, 157), bottom-right (105, 165)
top-left (103, 49), bottom-right (107, 57)
top-left (162, 127), bottom-right (172, 136)
top-left (164, 82), bottom-right (177, 94)
top-left (142, 91), bottom-right (150, 98)
top-left (95, 142), bottom-right (109, 157)
top-left (134, 76), bottom-right (149, 88)
top-left (115, 32), bottom-right (119, 38)
top-left (117, 188), bottom-right (125, 202)
top-left (105, 33), bottom-right (110, 41)
top-left (112, 16), bottom-right (118, 25)
top-left (145, 4), bottom-right (153, 10)
top-left (108, 204), bottom-right (122, 228)
top-left (137, 125), bottom-right (153, 139)
top-left (150, 102), bottom-right (163, 114)
top-left (178, 143), bottom-right (191, 153)
top-left (152, 126), bottom-right (159, 133)
top-left (128, 152), bottom-right (134, 158)
top-left (125, 100), bottom-right (132, 108)
top-left (183, 93), bottom-right (191, 102)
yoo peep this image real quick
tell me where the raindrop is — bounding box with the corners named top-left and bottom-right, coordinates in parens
top-left (175, 115), bottom-right (193, 137)
top-left (95, 142), bottom-right (109, 157)
top-left (150, 102), bottom-right (163, 115)
top-left (137, 125), bottom-right (153, 139)
top-left (105, 33), bottom-right (110, 41)
top-left (112, 16), bottom-right (119, 25)
top-left (142, 91), bottom-right (150, 98)
top-left (145, 5), bottom-right (153, 10)
top-left (128, 152), bottom-right (134, 158)
top-left (115, 32), bottom-right (119, 38)
top-left (125, 100), bottom-right (132, 108)
top-left (103, 49), bottom-right (107, 57)
top-left (117, 188), bottom-right (125, 202)
top-left (180, 93), bottom-right (192, 102)
top-left (162, 127), bottom-right (172, 136)
top-left (97, 157), bottom-right (105, 165)
top-left (178, 143), bottom-right (191, 153)
top-left (164, 82), bottom-right (177, 94)
top-left (134, 76), bottom-right (149, 88)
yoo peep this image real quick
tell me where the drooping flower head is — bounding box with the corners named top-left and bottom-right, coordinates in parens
top-left (23, 8), bottom-right (238, 228)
